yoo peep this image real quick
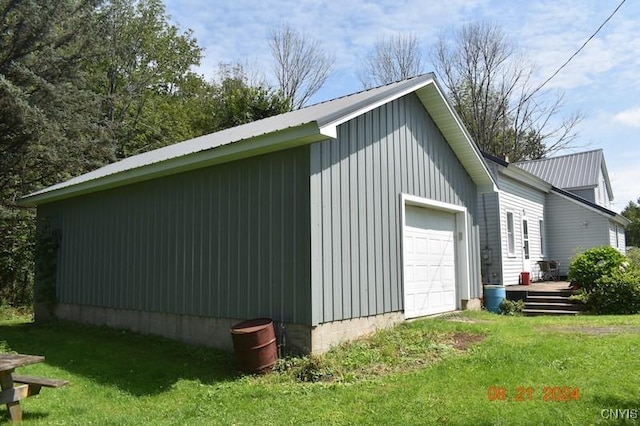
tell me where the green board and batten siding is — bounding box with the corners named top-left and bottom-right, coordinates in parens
top-left (39, 146), bottom-right (312, 324)
top-left (310, 93), bottom-right (480, 325)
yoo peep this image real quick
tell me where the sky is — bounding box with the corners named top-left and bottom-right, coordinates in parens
top-left (164, 0), bottom-right (639, 212)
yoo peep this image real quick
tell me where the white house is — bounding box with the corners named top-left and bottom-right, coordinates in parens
top-left (479, 151), bottom-right (629, 285)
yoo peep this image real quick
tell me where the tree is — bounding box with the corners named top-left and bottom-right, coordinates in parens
top-left (622, 199), bottom-right (640, 247)
top-left (0, 0), bottom-right (109, 203)
top-left (432, 22), bottom-right (582, 162)
top-left (150, 63), bottom-right (289, 138)
top-left (358, 33), bottom-right (424, 89)
top-left (90, 0), bottom-right (203, 158)
top-left (0, 0), bottom-right (109, 306)
top-left (207, 63), bottom-right (290, 131)
top-left (269, 24), bottom-right (334, 110)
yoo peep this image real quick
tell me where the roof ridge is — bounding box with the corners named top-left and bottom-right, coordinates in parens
top-left (295, 73), bottom-right (433, 111)
top-left (515, 148), bottom-right (603, 165)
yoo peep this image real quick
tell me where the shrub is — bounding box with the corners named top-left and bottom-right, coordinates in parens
top-left (567, 246), bottom-right (627, 291)
top-left (627, 247), bottom-right (640, 270)
top-left (499, 298), bottom-right (524, 316)
top-left (582, 270), bottom-right (640, 314)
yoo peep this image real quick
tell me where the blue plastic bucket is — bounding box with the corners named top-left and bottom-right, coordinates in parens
top-left (484, 285), bottom-right (506, 313)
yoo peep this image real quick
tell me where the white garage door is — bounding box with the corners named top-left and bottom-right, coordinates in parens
top-left (404, 206), bottom-right (457, 318)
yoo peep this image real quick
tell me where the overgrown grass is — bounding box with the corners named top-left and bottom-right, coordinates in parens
top-left (0, 303), bottom-right (32, 324)
top-left (271, 320), bottom-right (480, 383)
top-left (2, 311), bottom-right (640, 424)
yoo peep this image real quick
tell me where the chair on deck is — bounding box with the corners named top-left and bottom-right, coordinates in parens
top-left (537, 260), bottom-right (560, 281)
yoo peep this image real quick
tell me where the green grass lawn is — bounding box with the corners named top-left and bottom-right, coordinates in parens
top-left (2, 311), bottom-right (640, 425)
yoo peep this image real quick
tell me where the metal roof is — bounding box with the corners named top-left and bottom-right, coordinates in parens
top-left (514, 150), bottom-right (613, 198)
top-left (21, 73), bottom-right (497, 206)
top-left (483, 152), bottom-right (628, 227)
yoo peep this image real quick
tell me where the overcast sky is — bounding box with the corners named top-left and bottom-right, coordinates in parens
top-left (164, 0), bottom-right (639, 212)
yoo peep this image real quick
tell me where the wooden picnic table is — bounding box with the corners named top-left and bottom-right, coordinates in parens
top-left (0, 354), bottom-right (45, 422)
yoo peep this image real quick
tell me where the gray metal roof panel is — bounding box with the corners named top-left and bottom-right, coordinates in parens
top-left (514, 150), bottom-right (603, 190)
top-left (484, 152), bottom-right (628, 227)
top-left (22, 73), bottom-right (498, 205)
top-left (24, 74), bottom-right (436, 200)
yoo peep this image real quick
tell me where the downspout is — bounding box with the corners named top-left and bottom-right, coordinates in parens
top-left (481, 193), bottom-right (492, 285)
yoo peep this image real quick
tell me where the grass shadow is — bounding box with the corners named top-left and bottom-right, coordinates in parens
top-left (0, 319), bottom-right (240, 397)
top-left (0, 410), bottom-right (50, 423)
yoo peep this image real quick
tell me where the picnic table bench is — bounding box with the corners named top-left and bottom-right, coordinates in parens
top-left (0, 354), bottom-right (69, 422)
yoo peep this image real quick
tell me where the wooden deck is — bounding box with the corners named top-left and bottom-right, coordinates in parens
top-left (505, 281), bottom-right (572, 292)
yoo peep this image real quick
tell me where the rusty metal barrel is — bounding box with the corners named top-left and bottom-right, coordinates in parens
top-left (230, 318), bottom-right (278, 373)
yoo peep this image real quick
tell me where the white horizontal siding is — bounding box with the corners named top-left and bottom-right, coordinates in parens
top-left (498, 176), bottom-right (546, 285)
top-left (619, 227), bottom-right (627, 254)
top-left (546, 193), bottom-right (610, 275)
top-left (609, 221), bottom-right (627, 254)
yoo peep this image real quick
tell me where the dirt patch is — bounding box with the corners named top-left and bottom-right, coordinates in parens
top-left (449, 332), bottom-right (486, 351)
top-left (543, 325), bottom-right (640, 335)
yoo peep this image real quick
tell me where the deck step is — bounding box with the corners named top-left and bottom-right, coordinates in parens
top-left (525, 296), bottom-right (579, 304)
top-left (524, 302), bottom-right (586, 311)
top-left (527, 290), bottom-right (574, 297)
top-left (520, 287), bottom-right (585, 317)
top-left (523, 309), bottom-right (582, 316)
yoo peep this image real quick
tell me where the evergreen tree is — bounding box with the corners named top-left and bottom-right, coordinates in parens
top-left (0, 0), bottom-right (108, 306)
top-left (622, 199), bottom-right (640, 247)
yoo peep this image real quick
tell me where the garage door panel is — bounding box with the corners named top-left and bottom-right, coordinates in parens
top-left (404, 206), bottom-right (457, 318)
top-left (415, 265), bottom-right (428, 281)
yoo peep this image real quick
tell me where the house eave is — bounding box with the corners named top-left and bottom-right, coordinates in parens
top-left (551, 187), bottom-right (630, 227)
top-left (415, 81), bottom-right (497, 193)
top-left (501, 165), bottom-right (552, 193)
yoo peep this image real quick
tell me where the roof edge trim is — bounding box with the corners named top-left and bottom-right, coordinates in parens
top-left (318, 75), bottom-right (436, 136)
top-left (21, 122), bottom-right (324, 206)
top-left (416, 81), bottom-right (497, 192)
top-left (551, 186), bottom-right (629, 226)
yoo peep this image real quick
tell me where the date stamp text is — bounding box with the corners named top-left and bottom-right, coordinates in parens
top-left (487, 386), bottom-right (580, 402)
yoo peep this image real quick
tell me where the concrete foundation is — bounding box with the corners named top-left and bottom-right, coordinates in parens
top-left (310, 312), bottom-right (405, 354)
top-left (52, 302), bottom-right (474, 354)
top-left (461, 298), bottom-right (482, 311)
top-left (55, 303), bottom-right (240, 351)
top-left (53, 303), bottom-right (406, 354)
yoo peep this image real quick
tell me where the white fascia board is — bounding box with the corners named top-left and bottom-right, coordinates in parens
top-left (318, 80), bottom-right (434, 138)
top-left (477, 184), bottom-right (497, 194)
top-left (21, 122), bottom-right (324, 206)
top-left (600, 160), bottom-right (615, 201)
top-left (613, 214), bottom-right (631, 227)
top-left (416, 82), bottom-right (498, 193)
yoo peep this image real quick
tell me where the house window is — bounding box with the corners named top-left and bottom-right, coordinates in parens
top-left (539, 220), bottom-right (545, 256)
top-left (507, 212), bottom-right (515, 256)
top-left (522, 219), bottom-right (530, 260)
